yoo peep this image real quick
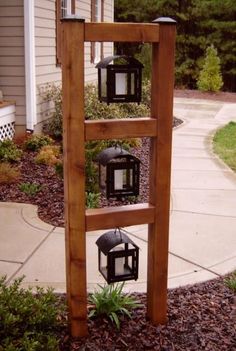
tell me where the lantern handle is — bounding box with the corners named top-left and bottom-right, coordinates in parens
top-left (115, 227), bottom-right (122, 242)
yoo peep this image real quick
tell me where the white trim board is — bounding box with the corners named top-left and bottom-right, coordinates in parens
top-left (24, 0), bottom-right (37, 130)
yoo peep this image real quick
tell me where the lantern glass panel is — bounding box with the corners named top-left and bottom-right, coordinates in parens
top-left (112, 246), bottom-right (125, 276)
top-left (131, 73), bottom-right (135, 95)
top-left (115, 73), bottom-right (128, 95)
top-left (101, 68), bottom-right (107, 98)
top-left (100, 164), bottom-right (106, 189)
top-left (114, 168), bottom-right (133, 190)
top-left (100, 250), bottom-right (108, 277)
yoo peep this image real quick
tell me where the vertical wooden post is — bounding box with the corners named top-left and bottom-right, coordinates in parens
top-left (147, 18), bottom-right (176, 323)
top-left (61, 17), bottom-right (88, 337)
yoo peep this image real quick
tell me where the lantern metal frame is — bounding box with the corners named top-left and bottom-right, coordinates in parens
top-left (96, 55), bottom-right (143, 104)
top-left (96, 229), bottom-right (139, 284)
top-left (96, 146), bottom-right (140, 199)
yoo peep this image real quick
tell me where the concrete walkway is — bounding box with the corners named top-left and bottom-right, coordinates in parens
top-left (0, 98), bottom-right (236, 292)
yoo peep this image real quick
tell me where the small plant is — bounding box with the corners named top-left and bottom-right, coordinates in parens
top-left (0, 276), bottom-right (65, 351)
top-left (35, 145), bottom-right (60, 166)
top-left (24, 134), bottom-right (54, 151)
top-left (0, 139), bottom-right (22, 163)
top-left (55, 160), bottom-right (63, 178)
top-left (19, 182), bottom-right (42, 196)
top-left (88, 282), bottom-right (141, 329)
top-left (86, 191), bottom-right (100, 209)
top-left (197, 45), bottom-right (223, 92)
top-left (225, 271), bottom-right (236, 292)
top-left (0, 163), bottom-right (20, 184)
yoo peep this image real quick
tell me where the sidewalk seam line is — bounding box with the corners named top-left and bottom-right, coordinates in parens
top-left (6, 226), bottom-right (57, 285)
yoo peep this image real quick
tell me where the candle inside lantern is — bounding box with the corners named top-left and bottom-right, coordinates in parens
top-left (114, 169), bottom-right (124, 190)
top-left (112, 246), bottom-right (124, 275)
top-left (115, 73), bottom-right (127, 95)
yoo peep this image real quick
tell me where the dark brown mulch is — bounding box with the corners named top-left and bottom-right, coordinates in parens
top-left (59, 276), bottom-right (236, 351)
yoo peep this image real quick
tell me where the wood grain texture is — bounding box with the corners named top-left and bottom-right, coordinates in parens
top-left (147, 21), bottom-right (176, 324)
top-left (86, 203), bottom-right (155, 231)
top-left (85, 22), bottom-right (159, 43)
top-left (85, 118), bottom-right (157, 140)
top-left (62, 19), bottom-right (88, 338)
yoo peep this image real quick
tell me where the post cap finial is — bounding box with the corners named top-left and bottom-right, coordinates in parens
top-left (152, 17), bottom-right (176, 24)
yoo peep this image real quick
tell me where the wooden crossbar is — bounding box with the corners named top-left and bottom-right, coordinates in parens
top-left (85, 118), bottom-right (157, 140)
top-left (84, 22), bottom-right (159, 42)
top-left (86, 203), bottom-right (155, 231)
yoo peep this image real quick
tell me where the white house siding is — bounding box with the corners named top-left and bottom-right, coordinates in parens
top-left (0, 0), bottom-right (26, 131)
top-left (34, 0), bottom-right (61, 128)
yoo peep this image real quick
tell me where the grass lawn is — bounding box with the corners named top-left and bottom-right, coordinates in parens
top-left (213, 121), bottom-right (236, 172)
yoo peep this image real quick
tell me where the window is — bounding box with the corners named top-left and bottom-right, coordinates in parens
top-left (61, 0), bottom-right (72, 17)
top-left (91, 0), bottom-right (104, 64)
top-left (56, 0), bottom-right (75, 65)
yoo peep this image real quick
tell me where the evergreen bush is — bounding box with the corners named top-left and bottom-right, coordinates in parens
top-left (197, 45), bottom-right (223, 92)
top-left (0, 276), bottom-right (65, 351)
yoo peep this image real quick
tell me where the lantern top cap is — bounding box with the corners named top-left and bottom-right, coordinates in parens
top-left (96, 146), bottom-right (140, 166)
top-left (96, 230), bottom-right (139, 255)
top-left (95, 55), bottom-right (144, 69)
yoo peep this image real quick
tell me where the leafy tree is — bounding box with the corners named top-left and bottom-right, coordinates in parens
top-left (197, 45), bottom-right (223, 92)
top-left (114, 0), bottom-right (236, 91)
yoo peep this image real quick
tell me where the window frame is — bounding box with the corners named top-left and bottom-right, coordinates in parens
top-left (91, 0), bottom-right (104, 64)
top-left (56, 0), bottom-right (76, 66)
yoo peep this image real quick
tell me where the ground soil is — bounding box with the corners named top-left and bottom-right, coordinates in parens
top-left (0, 90), bottom-right (235, 350)
top-left (58, 276), bottom-right (236, 350)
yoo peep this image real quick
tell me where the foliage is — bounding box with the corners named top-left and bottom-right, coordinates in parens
top-left (0, 139), bottom-right (22, 163)
top-left (19, 182), bottom-right (42, 196)
top-left (225, 271), bottom-right (236, 292)
top-left (35, 145), bottom-right (60, 166)
top-left (0, 276), bottom-right (65, 351)
top-left (24, 134), bottom-right (54, 152)
top-left (88, 282), bottom-right (141, 330)
top-left (86, 192), bottom-right (100, 209)
top-left (115, 0), bottom-right (236, 91)
top-left (213, 121), bottom-right (236, 172)
top-left (197, 45), bottom-right (223, 92)
top-left (54, 161), bottom-right (63, 179)
top-left (0, 163), bottom-right (20, 184)
top-left (41, 84), bottom-right (63, 139)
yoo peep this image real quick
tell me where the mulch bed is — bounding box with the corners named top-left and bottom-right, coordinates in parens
top-left (59, 276), bottom-right (236, 351)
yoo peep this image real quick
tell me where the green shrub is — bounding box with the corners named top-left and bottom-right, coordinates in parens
top-left (0, 276), bottom-right (65, 351)
top-left (54, 161), bottom-right (63, 178)
top-left (86, 192), bottom-right (100, 209)
top-left (41, 84), bottom-right (63, 140)
top-left (0, 163), bottom-right (20, 184)
top-left (225, 271), bottom-right (236, 292)
top-left (19, 183), bottom-right (42, 196)
top-left (197, 45), bottom-right (223, 92)
top-left (35, 145), bottom-right (60, 166)
top-left (88, 282), bottom-right (141, 330)
top-left (0, 139), bottom-right (22, 163)
top-left (24, 134), bottom-right (54, 152)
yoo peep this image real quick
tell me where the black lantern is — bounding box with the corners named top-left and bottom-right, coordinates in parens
top-left (96, 229), bottom-right (139, 284)
top-left (96, 55), bottom-right (143, 104)
top-left (96, 146), bottom-right (140, 199)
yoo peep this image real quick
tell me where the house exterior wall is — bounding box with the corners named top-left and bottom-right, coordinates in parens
top-left (0, 0), bottom-right (26, 131)
top-left (0, 0), bottom-right (114, 133)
